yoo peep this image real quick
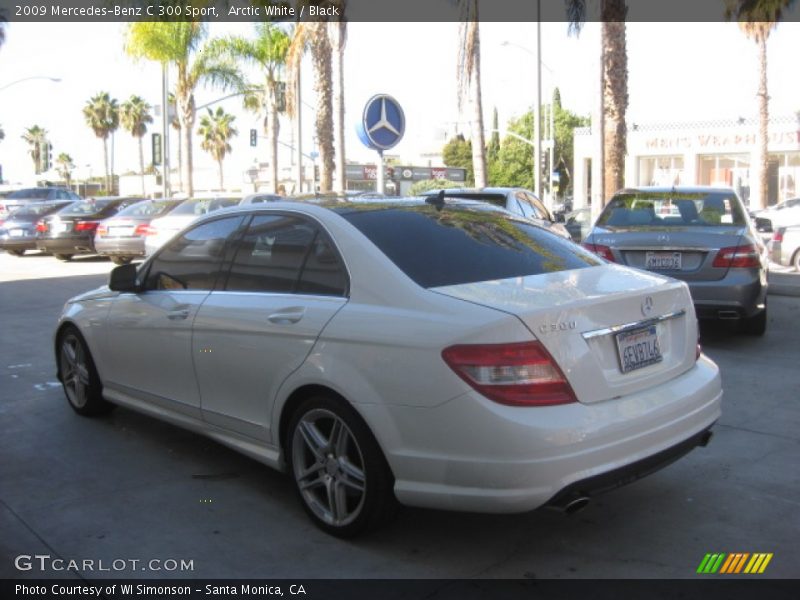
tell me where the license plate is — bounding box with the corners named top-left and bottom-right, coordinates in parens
top-left (646, 251), bottom-right (681, 270)
top-left (616, 325), bottom-right (662, 374)
top-left (109, 226), bottom-right (133, 236)
top-left (9, 229), bottom-right (25, 237)
top-left (53, 222), bottom-right (70, 233)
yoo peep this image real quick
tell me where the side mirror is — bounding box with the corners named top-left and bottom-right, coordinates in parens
top-left (109, 263), bottom-right (139, 293)
top-left (754, 217), bottom-right (773, 233)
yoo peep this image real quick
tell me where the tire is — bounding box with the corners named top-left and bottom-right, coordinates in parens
top-left (286, 395), bottom-right (397, 537)
top-left (793, 249), bottom-right (800, 272)
top-left (110, 256), bottom-right (132, 265)
top-left (741, 304), bottom-right (767, 336)
top-left (57, 326), bottom-right (114, 416)
top-left (54, 253), bottom-right (73, 261)
top-left (6, 249), bottom-right (25, 257)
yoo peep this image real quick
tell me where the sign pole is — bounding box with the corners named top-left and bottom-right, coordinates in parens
top-left (377, 149), bottom-right (385, 194)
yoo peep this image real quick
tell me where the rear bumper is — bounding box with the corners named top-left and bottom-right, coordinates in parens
top-left (686, 268), bottom-right (767, 319)
top-left (36, 236), bottom-right (96, 255)
top-left (360, 355), bottom-right (722, 513)
top-left (0, 237), bottom-right (37, 251)
top-left (94, 237), bottom-right (145, 257)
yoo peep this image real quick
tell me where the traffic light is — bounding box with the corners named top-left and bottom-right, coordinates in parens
top-left (38, 141), bottom-right (52, 172)
top-left (250, 129), bottom-right (257, 147)
top-left (152, 133), bottom-right (162, 166)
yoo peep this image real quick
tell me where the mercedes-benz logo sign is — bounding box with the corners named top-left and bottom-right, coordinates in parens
top-left (642, 296), bottom-right (654, 317)
top-left (356, 94), bottom-right (406, 152)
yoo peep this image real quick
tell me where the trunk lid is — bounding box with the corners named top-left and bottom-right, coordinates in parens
top-left (589, 225), bottom-right (746, 282)
top-left (433, 264), bottom-right (698, 405)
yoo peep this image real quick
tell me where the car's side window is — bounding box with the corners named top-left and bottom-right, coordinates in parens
top-left (526, 193), bottom-right (553, 222)
top-left (225, 214), bottom-right (317, 294)
top-left (297, 232), bottom-right (348, 297)
top-left (515, 193), bottom-right (539, 220)
top-left (144, 216), bottom-right (244, 292)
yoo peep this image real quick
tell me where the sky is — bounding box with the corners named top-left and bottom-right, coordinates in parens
top-left (0, 20), bottom-right (798, 187)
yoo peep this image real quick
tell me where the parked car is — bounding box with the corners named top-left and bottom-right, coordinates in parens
top-left (94, 199), bottom-right (183, 265)
top-left (421, 187), bottom-right (571, 239)
top-left (0, 201), bottom-right (73, 256)
top-left (583, 186), bottom-right (768, 334)
top-left (0, 187), bottom-right (80, 218)
top-left (562, 207), bottom-right (593, 243)
top-left (754, 196), bottom-right (800, 229)
top-left (36, 197), bottom-right (145, 261)
top-left (55, 198), bottom-right (721, 537)
top-left (144, 196), bottom-right (242, 256)
top-left (769, 225), bottom-right (800, 271)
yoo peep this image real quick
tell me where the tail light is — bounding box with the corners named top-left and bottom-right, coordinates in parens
top-left (712, 244), bottom-right (760, 268)
top-left (134, 224), bottom-right (157, 236)
top-left (96, 225), bottom-right (108, 236)
top-left (35, 220), bottom-right (47, 233)
top-left (442, 341), bottom-right (577, 406)
top-left (75, 221), bottom-right (100, 232)
top-left (582, 242), bottom-right (616, 262)
top-left (772, 229), bottom-right (784, 243)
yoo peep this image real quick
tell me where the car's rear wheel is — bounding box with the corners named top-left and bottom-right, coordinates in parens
top-left (7, 249), bottom-right (25, 257)
top-left (54, 253), bottom-right (73, 261)
top-left (57, 327), bottom-right (114, 416)
top-left (110, 256), bottom-right (132, 265)
top-left (286, 396), bottom-right (397, 537)
top-left (741, 303), bottom-right (767, 336)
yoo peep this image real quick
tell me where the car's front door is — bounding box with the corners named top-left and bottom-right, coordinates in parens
top-left (192, 213), bottom-right (349, 443)
top-left (101, 216), bottom-right (245, 418)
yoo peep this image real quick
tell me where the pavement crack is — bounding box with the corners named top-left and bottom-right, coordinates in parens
top-left (715, 422), bottom-right (800, 443)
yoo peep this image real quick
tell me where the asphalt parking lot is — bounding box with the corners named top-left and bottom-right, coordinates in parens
top-left (1, 251), bottom-right (798, 580)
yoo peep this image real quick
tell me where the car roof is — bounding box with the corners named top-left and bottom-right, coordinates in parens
top-left (613, 185), bottom-right (737, 195)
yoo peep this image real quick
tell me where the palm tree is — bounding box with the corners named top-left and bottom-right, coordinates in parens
top-left (567, 0), bottom-right (629, 204)
top-left (330, 17), bottom-right (347, 193)
top-left (120, 95), bottom-right (154, 196)
top-left (213, 23), bottom-right (291, 194)
top-left (126, 22), bottom-right (244, 196)
top-left (726, 0), bottom-right (797, 210)
top-left (56, 153), bottom-right (75, 188)
top-left (168, 92), bottom-right (182, 192)
top-left (287, 23), bottom-right (335, 192)
top-left (457, 0), bottom-right (487, 189)
top-left (21, 125), bottom-right (48, 174)
top-left (83, 92), bottom-right (119, 193)
top-left (197, 107), bottom-right (237, 191)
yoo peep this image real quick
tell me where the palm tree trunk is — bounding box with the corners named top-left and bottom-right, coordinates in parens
top-left (102, 137), bottom-right (110, 193)
top-left (175, 125), bottom-right (183, 193)
top-left (138, 136), bottom-right (146, 196)
top-left (267, 87), bottom-right (279, 194)
top-left (601, 13), bottom-right (628, 203)
top-left (178, 86), bottom-right (196, 196)
top-left (333, 22), bottom-right (347, 193)
top-left (756, 34), bottom-right (769, 210)
top-left (310, 23), bottom-right (335, 193)
top-left (468, 22), bottom-right (487, 189)
top-left (218, 159), bottom-right (224, 191)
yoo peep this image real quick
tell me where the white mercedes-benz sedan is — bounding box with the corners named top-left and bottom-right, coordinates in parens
top-left (55, 198), bottom-right (722, 537)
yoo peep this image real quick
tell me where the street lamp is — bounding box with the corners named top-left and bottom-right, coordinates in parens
top-left (0, 76), bottom-right (61, 93)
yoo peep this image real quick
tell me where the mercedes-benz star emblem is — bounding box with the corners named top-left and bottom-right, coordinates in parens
top-left (642, 296), bottom-right (654, 317)
top-left (367, 98), bottom-right (401, 136)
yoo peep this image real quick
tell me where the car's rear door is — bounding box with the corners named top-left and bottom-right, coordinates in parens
top-left (192, 212), bottom-right (349, 443)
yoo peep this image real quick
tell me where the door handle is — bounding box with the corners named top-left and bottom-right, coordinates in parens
top-left (167, 309), bottom-right (190, 320)
top-left (268, 309), bottom-right (305, 324)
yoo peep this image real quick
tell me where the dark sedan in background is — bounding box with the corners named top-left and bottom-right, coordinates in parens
top-left (582, 186), bottom-right (768, 334)
top-left (36, 197), bottom-right (145, 261)
top-left (0, 201), bottom-right (73, 256)
top-left (94, 198), bottom-right (182, 264)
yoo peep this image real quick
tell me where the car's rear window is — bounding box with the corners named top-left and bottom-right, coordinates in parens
top-left (171, 197), bottom-right (240, 216)
top-left (339, 205), bottom-right (601, 288)
top-left (9, 203), bottom-right (67, 218)
top-left (597, 191), bottom-right (747, 228)
top-left (60, 199), bottom-right (115, 216)
top-left (7, 188), bottom-right (49, 199)
top-left (115, 199), bottom-right (180, 218)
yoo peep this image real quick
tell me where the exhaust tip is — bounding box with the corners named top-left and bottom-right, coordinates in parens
top-left (563, 496), bottom-right (591, 515)
top-left (718, 310), bottom-right (740, 320)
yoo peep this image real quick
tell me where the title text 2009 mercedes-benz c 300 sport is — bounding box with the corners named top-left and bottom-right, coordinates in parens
top-left (54, 198), bottom-right (721, 537)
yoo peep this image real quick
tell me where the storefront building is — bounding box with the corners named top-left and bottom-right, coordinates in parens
top-left (573, 115), bottom-right (800, 210)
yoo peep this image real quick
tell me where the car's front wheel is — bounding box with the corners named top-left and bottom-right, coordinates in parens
top-left (57, 327), bottom-right (114, 416)
top-left (7, 249), bottom-right (25, 257)
top-left (110, 256), bottom-right (132, 265)
top-left (54, 253), bottom-right (73, 261)
top-left (286, 396), bottom-right (397, 537)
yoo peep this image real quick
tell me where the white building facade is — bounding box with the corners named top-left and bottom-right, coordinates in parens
top-left (573, 115), bottom-right (800, 211)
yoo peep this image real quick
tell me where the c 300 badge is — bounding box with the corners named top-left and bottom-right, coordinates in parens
top-left (539, 320), bottom-right (577, 334)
